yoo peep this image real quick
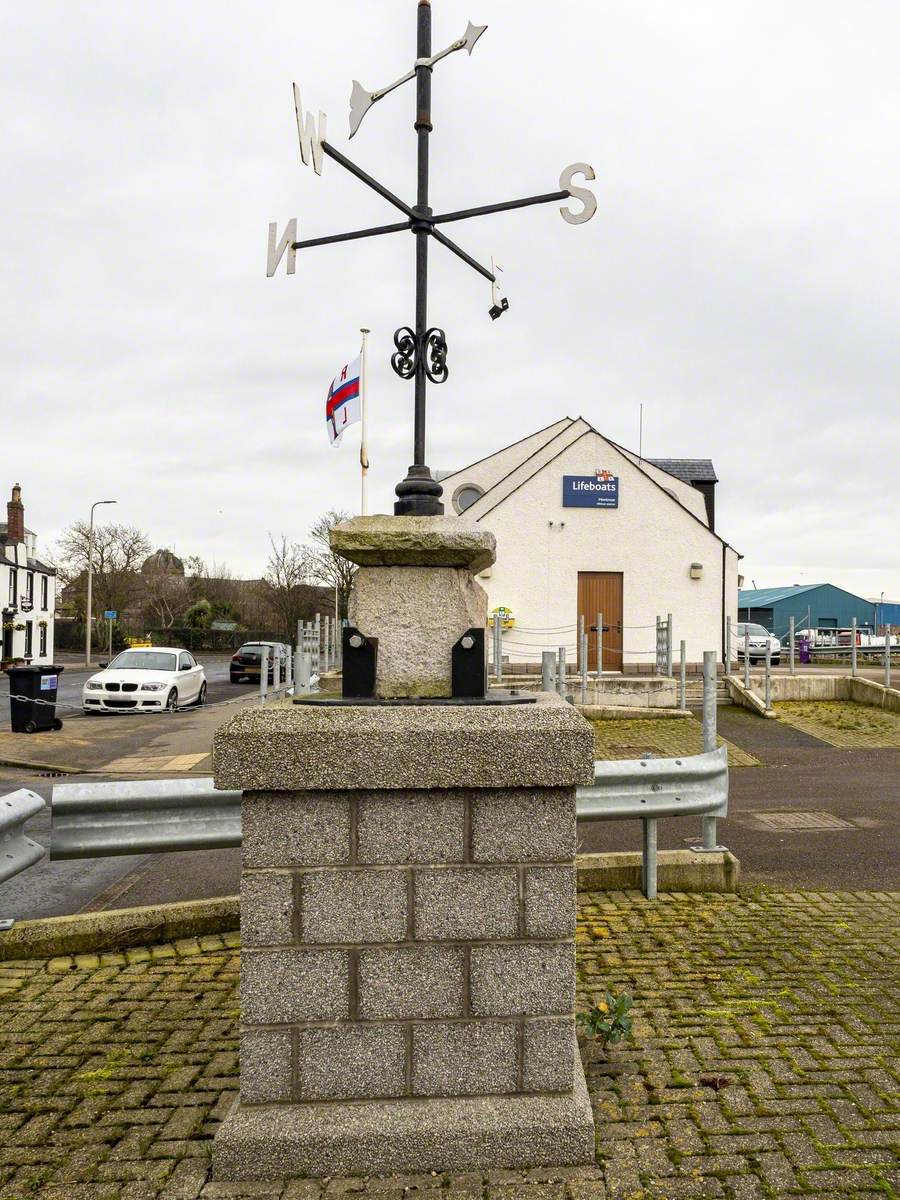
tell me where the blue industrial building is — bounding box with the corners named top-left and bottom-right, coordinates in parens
top-left (738, 584), bottom-right (881, 639)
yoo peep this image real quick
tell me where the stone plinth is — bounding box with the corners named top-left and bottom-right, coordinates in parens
top-left (331, 515), bottom-right (496, 698)
top-left (211, 694), bottom-right (596, 1181)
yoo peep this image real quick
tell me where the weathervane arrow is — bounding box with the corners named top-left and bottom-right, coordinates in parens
top-left (267, 2), bottom-right (597, 517)
top-left (349, 20), bottom-right (487, 138)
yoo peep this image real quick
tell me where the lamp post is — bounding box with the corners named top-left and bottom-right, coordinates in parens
top-left (85, 500), bottom-right (116, 667)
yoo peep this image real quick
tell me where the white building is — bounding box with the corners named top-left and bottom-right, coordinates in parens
top-left (1, 485), bottom-right (57, 666)
top-left (438, 417), bottom-right (740, 672)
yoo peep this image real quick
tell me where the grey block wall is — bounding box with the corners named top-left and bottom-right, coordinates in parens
top-left (239, 786), bottom-right (578, 1105)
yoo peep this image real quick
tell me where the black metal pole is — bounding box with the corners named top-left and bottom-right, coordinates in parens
top-left (395, 0), bottom-right (443, 516)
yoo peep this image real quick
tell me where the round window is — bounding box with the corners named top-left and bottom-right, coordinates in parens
top-left (453, 484), bottom-right (484, 513)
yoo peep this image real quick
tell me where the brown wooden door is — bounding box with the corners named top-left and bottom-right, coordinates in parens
top-left (578, 572), bottom-right (623, 672)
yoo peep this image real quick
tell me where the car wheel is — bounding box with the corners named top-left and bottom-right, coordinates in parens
top-left (195, 682), bottom-right (207, 706)
top-left (166, 688), bottom-right (178, 713)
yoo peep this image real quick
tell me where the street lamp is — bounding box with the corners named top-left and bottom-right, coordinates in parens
top-left (85, 499), bottom-right (116, 667)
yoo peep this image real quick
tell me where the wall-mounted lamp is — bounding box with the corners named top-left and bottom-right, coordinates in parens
top-left (689, 562), bottom-right (703, 580)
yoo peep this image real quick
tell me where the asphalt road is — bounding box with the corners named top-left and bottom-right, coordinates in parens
top-left (0, 655), bottom-right (257, 728)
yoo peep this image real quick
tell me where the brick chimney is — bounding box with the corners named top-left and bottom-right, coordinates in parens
top-left (6, 484), bottom-right (25, 544)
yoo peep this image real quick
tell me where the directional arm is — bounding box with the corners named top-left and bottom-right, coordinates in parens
top-left (322, 142), bottom-right (417, 219)
top-left (431, 190), bottom-right (569, 225)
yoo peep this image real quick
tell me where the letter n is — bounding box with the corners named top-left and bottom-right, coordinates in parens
top-left (267, 220), bottom-right (298, 277)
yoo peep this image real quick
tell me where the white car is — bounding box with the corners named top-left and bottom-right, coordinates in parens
top-left (83, 647), bottom-right (207, 714)
top-left (735, 622), bottom-right (781, 666)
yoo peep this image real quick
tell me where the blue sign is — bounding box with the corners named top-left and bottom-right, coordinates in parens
top-left (104, 610), bottom-right (117, 620)
top-left (562, 473), bottom-right (619, 508)
top-left (40, 675), bottom-right (57, 691)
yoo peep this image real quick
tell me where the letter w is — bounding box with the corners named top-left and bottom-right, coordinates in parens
top-left (293, 83), bottom-right (326, 175)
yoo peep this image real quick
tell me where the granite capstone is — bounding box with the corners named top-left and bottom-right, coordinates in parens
top-left (330, 515), bottom-right (496, 573)
top-left (240, 1027), bottom-right (293, 1104)
top-left (522, 1021), bottom-right (577, 1093)
top-left (240, 870), bottom-right (295, 947)
top-left (413, 867), bottom-right (519, 941)
top-left (358, 945), bottom-right (466, 1020)
top-left (300, 870), bottom-right (408, 945)
top-left (523, 866), bottom-right (577, 939)
top-left (241, 792), bottom-right (351, 867)
top-left (357, 791), bottom-right (466, 864)
top-left (213, 695), bottom-right (594, 792)
top-left (469, 943), bottom-right (574, 1018)
top-left (298, 1025), bottom-right (407, 1101)
top-left (241, 948), bottom-right (349, 1024)
top-left (411, 1021), bottom-right (518, 1097)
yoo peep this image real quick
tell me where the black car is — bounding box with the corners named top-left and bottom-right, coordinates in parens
top-left (230, 641), bottom-right (288, 684)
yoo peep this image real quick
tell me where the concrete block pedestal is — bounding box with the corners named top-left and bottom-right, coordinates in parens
top-left (211, 696), bottom-right (596, 1180)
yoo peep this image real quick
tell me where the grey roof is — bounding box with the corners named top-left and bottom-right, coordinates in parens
top-left (27, 557), bottom-right (56, 575)
top-left (646, 458), bottom-right (718, 484)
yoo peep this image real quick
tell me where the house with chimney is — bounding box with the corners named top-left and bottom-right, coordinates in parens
top-left (1, 485), bottom-right (57, 666)
top-left (437, 416), bottom-right (740, 671)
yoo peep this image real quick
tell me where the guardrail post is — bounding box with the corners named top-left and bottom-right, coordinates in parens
top-left (726, 616), bottom-right (732, 674)
top-left (789, 616), bottom-right (795, 675)
top-left (679, 640), bottom-right (686, 710)
top-left (493, 614), bottom-right (502, 683)
top-left (556, 646), bottom-right (566, 697)
top-left (259, 648), bottom-right (269, 705)
top-left (641, 818), bottom-right (658, 900)
top-left (887, 628), bottom-right (893, 689)
top-left (596, 612), bottom-right (603, 679)
top-left (541, 651), bottom-right (555, 693)
top-left (286, 646), bottom-right (293, 688)
top-left (765, 642), bottom-right (772, 711)
top-left (578, 615), bottom-right (587, 702)
top-left (315, 613), bottom-right (321, 674)
top-left (666, 612), bottom-right (673, 677)
top-left (700, 650), bottom-right (720, 851)
top-left (743, 628), bottom-right (751, 689)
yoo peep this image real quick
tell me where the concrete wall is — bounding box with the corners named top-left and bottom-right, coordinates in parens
top-left (457, 429), bottom-right (735, 669)
top-left (734, 673), bottom-right (900, 712)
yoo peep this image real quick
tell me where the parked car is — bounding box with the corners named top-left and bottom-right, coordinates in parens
top-left (83, 647), bottom-right (206, 713)
top-left (230, 641), bottom-right (289, 684)
top-left (735, 622), bottom-right (781, 665)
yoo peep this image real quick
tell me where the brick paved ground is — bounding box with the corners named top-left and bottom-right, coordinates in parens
top-left (589, 719), bottom-right (759, 768)
top-left (0, 892), bottom-right (897, 1199)
top-left (774, 701), bottom-right (900, 749)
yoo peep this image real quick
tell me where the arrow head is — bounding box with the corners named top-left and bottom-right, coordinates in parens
top-left (349, 79), bottom-right (374, 138)
top-left (463, 21), bottom-right (488, 54)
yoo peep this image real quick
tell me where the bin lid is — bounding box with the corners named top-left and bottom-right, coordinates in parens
top-left (7, 664), bottom-right (65, 674)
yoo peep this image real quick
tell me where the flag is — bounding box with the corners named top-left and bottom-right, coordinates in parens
top-left (326, 355), bottom-right (361, 446)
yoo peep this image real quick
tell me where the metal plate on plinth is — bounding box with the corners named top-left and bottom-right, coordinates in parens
top-left (293, 691), bottom-right (536, 707)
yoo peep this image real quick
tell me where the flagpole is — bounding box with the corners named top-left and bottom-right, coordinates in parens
top-left (360, 327), bottom-right (370, 515)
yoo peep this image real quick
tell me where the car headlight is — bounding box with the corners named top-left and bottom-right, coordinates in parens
top-left (141, 682), bottom-right (167, 691)
top-left (85, 682), bottom-right (104, 691)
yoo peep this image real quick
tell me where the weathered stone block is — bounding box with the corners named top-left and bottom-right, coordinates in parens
top-left (241, 949), bottom-right (349, 1024)
top-left (331, 515), bottom-right (496, 573)
top-left (357, 791), bottom-right (466, 864)
top-left (349, 565), bottom-right (487, 698)
top-left (523, 866), bottom-right (577, 939)
top-left (412, 1021), bottom-right (518, 1097)
top-left (522, 1020), bottom-right (576, 1092)
top-left (300, 869), bottom-right (408, 944)
top-left (240, 1027), bottom-right (293, 1104)
top-left (413, 867), bottom-right (519, 941)
top-left (470, 943), bottom-right (573, 1017)
top-left (242, 792), bottom-right (350, 868)
top-left (471, 789), bottom-right (576, 863)
top-left (298, 1025), bottom-right (407, 1101)
top-left (240, 870), bottom-right (295, 947)
top-left (358, 945), bottom-right (465, 1019)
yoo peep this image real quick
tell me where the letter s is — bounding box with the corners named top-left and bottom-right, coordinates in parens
top-left (559, 163), bottom-right (597, 225)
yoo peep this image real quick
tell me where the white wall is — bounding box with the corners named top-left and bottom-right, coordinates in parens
top-left (468, 430), bottom-right (736, 669)
top-left (2, 547), bottom-right (56, 665)
top-left (440, 418), bottom-right (573, 506)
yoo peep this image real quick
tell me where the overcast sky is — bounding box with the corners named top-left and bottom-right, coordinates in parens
top-left (4, 1), bottom-right (898, 598)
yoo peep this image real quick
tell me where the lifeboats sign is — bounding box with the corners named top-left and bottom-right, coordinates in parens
top-left (562, 470), bottom-right (619, 508)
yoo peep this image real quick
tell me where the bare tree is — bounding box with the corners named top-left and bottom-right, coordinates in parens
top-left (306, 510), bottom-right (357, 618)
top-left (261, 534), bottom-right (316, 639)
top-left (140, 561), bottom-right (188, 628)
top-left (55, 521), bottom-right (152, 623)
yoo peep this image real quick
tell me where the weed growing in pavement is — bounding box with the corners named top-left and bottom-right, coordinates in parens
top-left (577, 990), bottom-right (634, 1049)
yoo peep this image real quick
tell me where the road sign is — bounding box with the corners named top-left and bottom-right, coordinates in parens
top-left (104, 611), bottom-right (117, 620)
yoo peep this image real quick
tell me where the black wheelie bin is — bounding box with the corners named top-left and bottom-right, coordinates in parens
top-left (7, 664), bottom-right (64, 733)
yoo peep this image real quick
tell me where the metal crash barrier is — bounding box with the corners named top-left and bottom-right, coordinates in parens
top-left (576, 744), bottom-right (728, 899)
top-left (51, 778), bottom-right (242, 860)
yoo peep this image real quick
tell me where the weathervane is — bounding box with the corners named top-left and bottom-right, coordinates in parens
top-left (267, 0), bottom-right (597, 516)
